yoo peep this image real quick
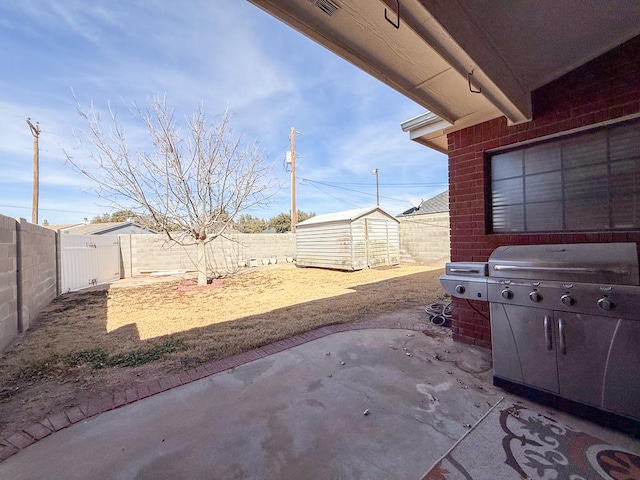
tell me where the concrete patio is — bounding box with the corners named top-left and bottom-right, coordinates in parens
top-left (1, 325), bottom-right (638, 479)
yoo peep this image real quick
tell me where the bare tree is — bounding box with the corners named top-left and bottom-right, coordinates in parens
top-left (67, 96), bottom-right (277, 285)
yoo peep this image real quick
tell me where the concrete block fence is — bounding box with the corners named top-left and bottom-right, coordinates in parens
top-left (118, 233), bottom-right (296, 278)
top-left (0, 215), bottom-right (57, 352)
top-left (119, 226), bottom-right (449, 278)
top-left (397, 213), bottom-right (450, 266)
top-left (0, 215), bottom-right (449, 352)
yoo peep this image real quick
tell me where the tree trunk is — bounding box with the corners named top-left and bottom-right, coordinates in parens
top-left (197, 239), bottom-right (207, 286)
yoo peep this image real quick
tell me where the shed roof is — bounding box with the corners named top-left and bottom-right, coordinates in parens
top-left (297, 206), bottom-right (399, 227)
top-left (398, 190), bottom-right (449, 217)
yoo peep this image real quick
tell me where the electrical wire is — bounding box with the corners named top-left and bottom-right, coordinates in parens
top-left (302, 181), bottom-right (407, 210)
top-left (465, 298), bottom-right (490, 321)
top-left (300, 178), bottom-right (414, 206)
top-left (304, 182), bottom-right (363, 208)
top-left (310, 180), bottom-right (448, 187)
top-left (300, 179), bottom-right (381, 204)
top-left (0, 204), bottom-right (103, 215)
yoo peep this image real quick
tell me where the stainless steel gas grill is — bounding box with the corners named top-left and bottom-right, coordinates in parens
top-left (441, 243), bottom-right (640, 435)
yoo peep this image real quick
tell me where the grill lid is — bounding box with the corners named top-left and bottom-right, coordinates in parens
top-left (488, 243), bottom-right (639, 285)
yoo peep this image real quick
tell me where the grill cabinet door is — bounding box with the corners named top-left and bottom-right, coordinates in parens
top-left (602, 319), bottom-right (640, 419)
top-left (556, 312), bottom-right (618, 408)
top-left (490, 303), bottom-right (559, 393)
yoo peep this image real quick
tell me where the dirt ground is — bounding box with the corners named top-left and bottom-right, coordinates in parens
top-left (0, 264), bottom-right (447, 437)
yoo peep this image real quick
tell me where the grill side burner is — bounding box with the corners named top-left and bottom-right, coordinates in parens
top-left (440, 243), bottom-right (640, 436)
top-left (440, 262), bottom-right (488, 301)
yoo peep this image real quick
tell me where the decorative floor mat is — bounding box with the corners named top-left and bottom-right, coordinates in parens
top-left (422, 400), bottom-right (640, 480)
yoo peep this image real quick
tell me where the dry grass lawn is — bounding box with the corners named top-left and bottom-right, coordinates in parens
top-left (0, 264), bottom-right (447, 437)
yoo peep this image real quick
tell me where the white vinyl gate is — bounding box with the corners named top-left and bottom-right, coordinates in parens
top-left (60, 235), bottom-right (120, 292)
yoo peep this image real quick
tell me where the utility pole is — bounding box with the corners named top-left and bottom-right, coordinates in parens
top-left (372, 168), bottom-right (379, 206)
top-left (289, 126), bottom-right (298, 233)
top-left (27, 118), bottom-right (40, 225)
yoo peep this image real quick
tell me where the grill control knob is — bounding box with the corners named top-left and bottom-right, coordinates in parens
top-left (597, 297), bottom-right (615, 311)
top-left (501, 289), bottom-right (514, 300)
top-left (529, 291), bottom-right (542, 302)
top-left (561, 294), bottom-right (575, 306)
top-left (455, 285), bottom-right (466, 295)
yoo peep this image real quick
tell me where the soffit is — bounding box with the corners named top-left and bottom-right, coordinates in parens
top-left (249, 0), bottom-right (640, 149)
top-left (249, 0), bottom-right (505, 127)
top-left (425, 0), bottom-right (640, 93)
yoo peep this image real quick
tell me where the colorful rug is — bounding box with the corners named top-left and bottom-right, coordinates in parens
top-left (421, 400), bottom-right (640, 480)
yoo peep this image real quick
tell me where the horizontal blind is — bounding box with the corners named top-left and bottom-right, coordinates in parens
top-left (491, 119), bottom-right (640, 233)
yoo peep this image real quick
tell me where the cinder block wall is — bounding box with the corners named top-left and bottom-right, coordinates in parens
top-left (0, 215), bottom-right (57, 352)
top-left (398, 212), bottom-right (450, 266)
top-left (17, 219), bottom-right (57, 331)
top-left (119, 233), bottom-right (296, 277)
top-left (0, 215), bottom-right (18, 352)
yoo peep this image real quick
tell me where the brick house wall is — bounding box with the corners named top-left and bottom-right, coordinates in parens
top-left (447, 36), bottom-right (640, 349)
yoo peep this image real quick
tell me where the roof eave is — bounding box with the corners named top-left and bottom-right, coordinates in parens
top-left (247, 0), bottom-right (531, 129)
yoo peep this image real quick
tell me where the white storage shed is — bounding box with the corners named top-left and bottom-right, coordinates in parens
top-left (296, 207), bottom-right (400, 271)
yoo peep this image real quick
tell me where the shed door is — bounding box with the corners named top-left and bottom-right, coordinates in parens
top-left (60, 235), bottom-right (120, 292)
top-left (365, 219), bottom-right (399, 267)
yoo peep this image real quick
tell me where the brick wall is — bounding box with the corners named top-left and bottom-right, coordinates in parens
top-left (398, 212), bottom-right (450, 266)
top-left (120, 233), bottom-right (296, 277)
top-left (447, 36), bottom-right (640, 349)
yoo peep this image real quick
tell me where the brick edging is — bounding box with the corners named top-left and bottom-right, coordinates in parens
top-left (0, 318), bottom-right (432, 462)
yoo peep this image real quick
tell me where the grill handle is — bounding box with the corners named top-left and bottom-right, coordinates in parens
top-left (492, 265), bottom-right (629, 276)
top-left (558, 318), bottom-right (566, 355)
top-left (544, 316), bottom-right (552, 351)
top-left (449, 268), bottom-right (482, 274)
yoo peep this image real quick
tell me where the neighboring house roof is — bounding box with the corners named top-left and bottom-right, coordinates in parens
top-left (61, 222), bottom-right (156, 235)
top-left (44, 223), bottom-right (81, 231)
top-left (398, 190), bottom-right (449, 217)
top-left (297, 206), bottom-right (399, 227)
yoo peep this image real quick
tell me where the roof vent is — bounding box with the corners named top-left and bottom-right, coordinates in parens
top-left (308, 0), bottom-right (339, 16)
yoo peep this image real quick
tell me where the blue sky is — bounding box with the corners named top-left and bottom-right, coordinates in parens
top-left (0, 1), bottom-right (448, 225)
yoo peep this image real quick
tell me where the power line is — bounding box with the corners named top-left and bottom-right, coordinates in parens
top-left (0, 204), bottom-right (103, 215)
top-left (303, 180), bottom-right (448, 187)
top-left (302, 184), bottom-right (410, 210)
top-left (305, 182), bottom-right (363, 208)
top-left (300, 178), bottom-right (417, 205)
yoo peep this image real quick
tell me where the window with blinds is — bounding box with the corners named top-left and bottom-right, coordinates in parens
top-left (490, 119), bottom-right (640, 233)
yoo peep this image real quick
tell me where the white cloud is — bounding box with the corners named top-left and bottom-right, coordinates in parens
top-left (0, 0), bottom-right (449, 224)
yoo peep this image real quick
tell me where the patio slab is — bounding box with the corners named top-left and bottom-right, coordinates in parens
top-left (0, 328), bottom-right (637, 479)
